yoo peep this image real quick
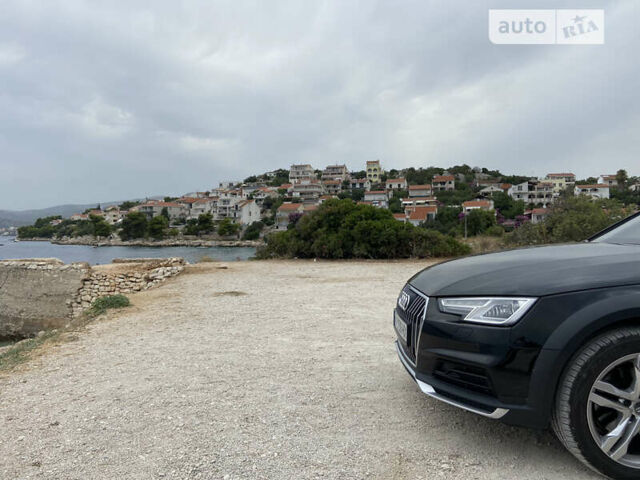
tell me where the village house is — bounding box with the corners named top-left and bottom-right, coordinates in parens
top-left (322, 179), bottom-right (342, 195)
top-left (401, 196), bottom-right (438, 208)
top-left (432, 175), bottom-right (455, 191)
top-left (598, 175), bottom-right (618, 188)
top-left (276, 203), bottom-right (304, 229)
top-left (350, 178), bottom-right (371, 190)
top-left (365, 160), bottom-right (383, 184)
top-left (575, 184), bottom-right (610, 199)
top-left (385, 178), bottom-right (407, 191)
top-left (530, 208), bottom-right (549, 224)
top-left (321, 164), bottom-right (349, 181)
top-left (289, 164), bottom-right (316, 183)
top-left (292, 179), bottom-right (325, 202)
top-left (103, 206), bottom-right (124, 225)
top-left (479, 184), bottom-right (504, 195)
top-left (462, 199), bottom-right (495, 214)
top-left (408, 185), bottom-right (433, 197)
top-left (545, 173), bottom-right (575, 195)
top-left (70, 213), bottom-right (89, 221)
top-left (393, 213), bottom-right (407, 222)
top-left (253, 187), bottom-right (279, 203)
top-left (508, 180), bottom-right (554, 208)
top-left (138, 202), bottom-right (188, 221)
top-left (188, 198), bottom-right (216, 219)
top-left (234, 199), bottom-right (261, 225)
top-left (405, 206), bottom-right (437, 226)
top-left (363, 190), bottom-right (389, 208)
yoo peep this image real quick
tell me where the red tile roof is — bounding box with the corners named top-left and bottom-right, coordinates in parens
top-left (433, 175), bottom-right (455, 182)
top-left (408, 184), bottom-right (432, 190)
top-left (277, 203), bottom-right (303, 211)
top-left (386, 178), bottom-right (406, 183)
top-left (463, 200), bottom-right (492, 208)
top-left (407, 206), bottom-right (437, 220)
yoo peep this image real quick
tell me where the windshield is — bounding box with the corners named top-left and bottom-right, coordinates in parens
top-left (592, 215), bottom-right (640, 245)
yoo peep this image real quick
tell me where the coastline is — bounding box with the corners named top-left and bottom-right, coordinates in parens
top-left (17, 237), bottom-right (263, 248)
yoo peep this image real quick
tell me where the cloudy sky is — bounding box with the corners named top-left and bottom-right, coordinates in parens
top-left (1, 1), bottom-right (638, 210)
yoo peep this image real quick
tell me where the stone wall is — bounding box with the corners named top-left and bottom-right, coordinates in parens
top-left (0, 259), bottom-right (90, 338)
top-left (70, 258), bottom-right (184, 316)
top-left (0, 257), bottom-right (185, 339)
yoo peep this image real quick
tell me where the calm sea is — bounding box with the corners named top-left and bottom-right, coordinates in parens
top-left (0, 237), bottom-right (256, 265)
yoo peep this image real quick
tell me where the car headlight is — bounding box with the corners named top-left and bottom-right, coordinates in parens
top-left (438, 297), bottom-right (537, 326)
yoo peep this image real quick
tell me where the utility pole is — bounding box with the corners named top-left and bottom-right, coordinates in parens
top-left (464, 212), bottom-right (468, 239)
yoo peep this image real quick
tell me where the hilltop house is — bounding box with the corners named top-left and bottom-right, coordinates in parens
top-left (322, 164), bottom-right (349, 181)
top-left (138, 202), bottom-right (188, 221)
top-left (575, 184), bottom-right (610, 199)
top-left (322, 179), bottom-right (342, 195)
top-left (365, 160), bottom-right (382, 184)
top-left (508, 180), bottom-right (554, 208)
top-left (401, 196), bottom-right (438, 208)
top-left (462, 199), bottom-right (495, 214)
top-left (385, 178), bottom-right (407, 191)
top-left (363, 190), bottom-right (389, 208)
top-left (408, 185), bottom-right (432, 197)
top-left (276, 203), bottom-right (304, 229)
top-left (350, 178), bottom-right (371, 190)
top-left (405, 206), bottom-right (437, 226)
top-left (432, 175), bottom-right (455, 191)
top-left (292, 179), bottom-right (324, 202)
top-left (289, 164), bottom-right (316, 183)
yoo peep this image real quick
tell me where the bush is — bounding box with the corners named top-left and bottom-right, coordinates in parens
top-left (148, 215), bottom-right (169, 239)
top-left (89, 294), bottom-right (130, 316)
top-left (256, 199), bottom-right (470, 259)
top-left (119, 212), bottom-right (148, 240)
top-left (242, 221), bottom-right (264, 240)
top-left (218, 218), bottom-right (240, 236)
top-left (485, 225), bottom-right (505, 237)
top-left (506, 196), bottom-right (630, 246)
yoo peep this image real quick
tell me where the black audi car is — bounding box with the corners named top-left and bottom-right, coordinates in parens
top-left (395, 212), bottom-right (640, 479)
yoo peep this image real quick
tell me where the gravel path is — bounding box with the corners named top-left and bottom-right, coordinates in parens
top-left (0, 261), bottom-right (599, 479)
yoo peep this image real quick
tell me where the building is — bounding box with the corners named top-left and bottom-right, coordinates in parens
top-left (546, 173), bottom-right (576, 184)
top-left (405, 206), bottom-right (438, 226)
top-left (408, 185), bottom-right (432, 197)
top-left (292, 179), bottom-right (324, 202)
top-left (276, 203), bottom-right (304, 229)
top-left (530, 208), bottom-right (549, 224)
top-left (393, 213), bottom-right (407, 222)
top-left (322, 164), bottom-right (349, 181)
top-left (598, 175), bottom-right (618, 188)
top-left (138, 202), bottom-right (187, 221)
top-left (234, 199), bottom-right (261, 225)
top-left (508, 180), bottom-right (554, 208)
top-left (289, 164), bottom-right (316, 183)
top-left (432, 175), bottom-right (455, 191)
top-left (350, 178), bottom-right (371, 190)
top-left (363, 190), bottom-right (389, 208)
top-left (103, 206), bottom-right (124, 225)
top-left (575, 184), bottom-right (610, 199)
top-left (401, 196), bottom-right (438, 208)
top-left (546, 173), bottom-right (576, 194)
top-left (479, 185), bottom-right (504, 195)
top-left (462, 199), bottom-right (495, 214)
top-left (385, 178), bottom-right (407, 191)
top-left (188, 198), bottom-right (216, 219)
top-left (70, 213), bottom-right (89, 221)
top-left (322, 179), bottom-right (342, 195)
top-left (365, 160), bottom-right (382, 184)
top-left (253, 187), bottom-right (279, 203)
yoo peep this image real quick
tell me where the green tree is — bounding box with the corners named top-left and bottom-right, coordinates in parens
top-left (118, 200), bottom-right (140, 210)
top-left (160, 207), bottom-right (170, 221)
top-left (616, 169), bottom-right (629, 190)
top-left (90, 215), bottom-right (112, 237)
top-left (465, 209), bottom-right (497, 236)
top-left (119, 212), bottom-right (148, 240)
top-left (242, 221), bottom-right (265, 240)
top-left (218, 218), bottom-right (240, 236)
top-left (197, 213), bottom-right (215, 234)
top-left (148, 215), bottom-right (169, 240)
top-left (183, 218), bottom-right (200, 236)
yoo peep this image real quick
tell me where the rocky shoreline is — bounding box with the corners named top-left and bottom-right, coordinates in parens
top-left (18, 236), bottom-right (263, 248)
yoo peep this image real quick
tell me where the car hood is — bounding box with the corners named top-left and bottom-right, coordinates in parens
top-left (409, 242), bottom-right (640, 297)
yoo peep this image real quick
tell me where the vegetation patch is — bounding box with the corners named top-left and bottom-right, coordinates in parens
top-left (87, 294), bottom-right (131, 317)
top-left (256, 199), bottom-right (470, 259)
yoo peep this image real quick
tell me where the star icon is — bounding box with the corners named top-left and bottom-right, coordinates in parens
top-left (573, 15), bottom-right (587, 23)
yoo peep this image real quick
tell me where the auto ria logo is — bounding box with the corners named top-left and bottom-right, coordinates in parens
top-left (489, 9), bottom-right (604, 44)
top-left (398, 291), bottom-right (410, 310)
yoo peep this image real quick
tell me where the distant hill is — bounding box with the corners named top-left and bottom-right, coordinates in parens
top-left (0, 199), bottom-right (150, 228)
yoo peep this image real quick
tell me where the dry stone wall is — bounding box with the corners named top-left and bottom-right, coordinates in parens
top-left (1, 257), bottom-right (185, 338)
top-left (71, 258), bottom-right (185, 316)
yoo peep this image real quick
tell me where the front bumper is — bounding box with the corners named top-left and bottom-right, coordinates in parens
top-left (396, 341), bottom-right (509, 419)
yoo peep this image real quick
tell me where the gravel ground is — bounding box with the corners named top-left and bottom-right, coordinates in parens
top-left (0, 260), bottom-right (600, 479)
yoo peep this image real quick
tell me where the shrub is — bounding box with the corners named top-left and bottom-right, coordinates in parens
top-left (119, 212), bottom-right (148, 240)
top-left (89, 295), bottom-right (130, 316)
top-left (242, 221), bottom-right (264, 240)
top-left (148, 215), bottom-right (169, 239)
top-left (256, 199), bottom-right (470, 259)
top-left (485, 225), bottom-right (505, 237)
top-left (218, 218), bottom-right (240, 236)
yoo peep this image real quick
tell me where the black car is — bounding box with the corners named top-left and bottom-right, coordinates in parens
top-left (395, 212), bottom-right (640, 479)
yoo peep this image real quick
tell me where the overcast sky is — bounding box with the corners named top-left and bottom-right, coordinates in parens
top-left (1, 1), bottom-right (638, 210)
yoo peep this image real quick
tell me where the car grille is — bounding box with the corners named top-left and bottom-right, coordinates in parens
top-left (433, 360), bottom-right (494, 396)
top-left (396, 285), bottom-right (428, 362)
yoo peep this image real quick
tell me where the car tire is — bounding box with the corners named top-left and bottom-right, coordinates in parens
top-left (552, 327), bottom-right (640, 480)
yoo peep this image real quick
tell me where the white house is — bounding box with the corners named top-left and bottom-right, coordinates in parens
top-left (276, 203), bottom-right (304, 229)
top-left (290, 164), bottom-right (316, 183)
top-left (462, 199), bottom-right (495, 214)
top-left (363, 190), bottom-right (389, 208)
top-left (408, 185), bottom-right (432, 197)
top-left (350, 178), bottom-right (371, 190)
top-left (234, 199), bottom-right (261, 225)
top-left (405, 206), bottom-right (437, 226)
top-left (530, 208), bottom-right (549, 224)
top-left (432, 175), bottom-right (455, 191)
top-left (385, 178), bottom-right (407, 191)
top-left (575, 184), bottom-right (610, 199)
top-left (598, 175), bottom-right (618, 188)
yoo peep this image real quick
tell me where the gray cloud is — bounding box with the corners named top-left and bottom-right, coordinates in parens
top-left (0, 0), bottom-right (638, 209)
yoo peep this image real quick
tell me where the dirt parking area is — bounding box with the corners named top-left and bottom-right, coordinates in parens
top-left (0, 261), bottom-right (599, 479)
